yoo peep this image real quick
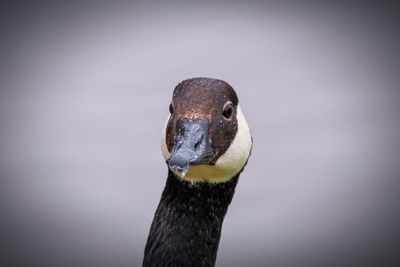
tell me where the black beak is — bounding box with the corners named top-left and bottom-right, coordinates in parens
top-left (167, 118), bottom-right (213, 176)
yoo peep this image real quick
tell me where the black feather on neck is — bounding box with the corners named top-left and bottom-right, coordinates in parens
top-left (143, 170), bottom-right (239, 267)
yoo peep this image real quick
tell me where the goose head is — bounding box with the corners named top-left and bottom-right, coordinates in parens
top-left (161, 77), bottom-right (252, 184)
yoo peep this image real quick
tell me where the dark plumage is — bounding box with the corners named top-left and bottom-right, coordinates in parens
top-left (143, 170), bottom-right (239, 267)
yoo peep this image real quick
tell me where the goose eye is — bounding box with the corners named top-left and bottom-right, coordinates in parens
top-left (169, 103), bottom-right (174, 114)
top-left (222, 103), bottom-right (233, 119)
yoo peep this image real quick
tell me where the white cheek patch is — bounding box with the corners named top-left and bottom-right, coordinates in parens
top-left (161, 115), bottom-right (170, 160)
top-left (184, 105), bottom-right (252, 183)
top-left (161, 106), bottom-right (252, 184)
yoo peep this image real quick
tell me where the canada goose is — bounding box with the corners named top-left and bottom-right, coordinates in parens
top-left (143, 78), bottom-right (252, 267)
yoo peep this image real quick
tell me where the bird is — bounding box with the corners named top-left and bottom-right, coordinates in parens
top-left (143, 77), bottom-right (252, 267)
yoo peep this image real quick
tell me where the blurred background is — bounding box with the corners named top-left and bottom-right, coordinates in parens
top-left (1, 1), bottom-right (399, 266)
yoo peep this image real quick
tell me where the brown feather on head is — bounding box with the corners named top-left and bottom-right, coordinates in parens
top-left (162, 77), bottom-right (252, 184)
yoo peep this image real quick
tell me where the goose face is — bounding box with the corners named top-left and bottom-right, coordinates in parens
top-left (161, 78), bottom-right (252, 183)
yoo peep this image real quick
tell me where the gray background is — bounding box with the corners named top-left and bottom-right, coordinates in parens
top-left (1, 1), bottom-right (399, 266)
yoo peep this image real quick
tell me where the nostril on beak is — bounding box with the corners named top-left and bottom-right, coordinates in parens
top-left (193, 133), bottom-right (203, 151)
top-left (194, 140), bottom-right (200, 150)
